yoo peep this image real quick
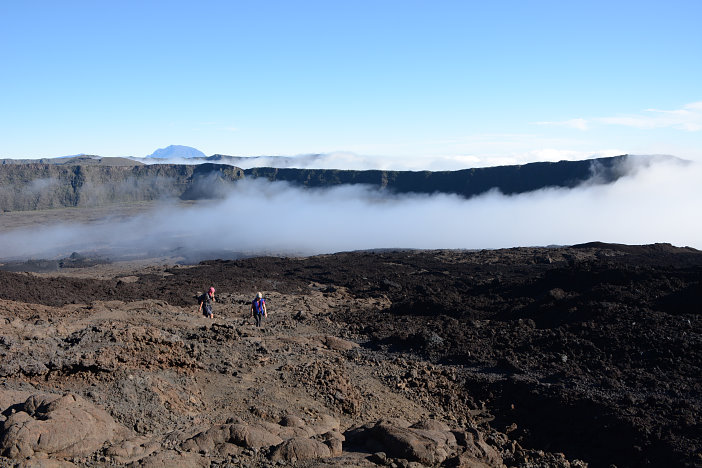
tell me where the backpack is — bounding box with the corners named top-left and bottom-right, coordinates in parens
top-left (253, 298), bottom-right (265, 315)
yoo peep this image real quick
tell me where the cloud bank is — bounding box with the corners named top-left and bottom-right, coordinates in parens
top-left (136, 149), bottom-right (626, 172)
top-left (0, 157), bottom-right (699, 263)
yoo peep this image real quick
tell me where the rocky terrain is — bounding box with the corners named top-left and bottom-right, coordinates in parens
top-left (0, 155), bottom-right (637, 212)
top-left (1, 244), bottom-right (700, 467)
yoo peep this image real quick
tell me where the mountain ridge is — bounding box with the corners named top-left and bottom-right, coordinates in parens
top-left (243, 155), bottom-right (630, 198)
top-left (0, 155), bottom-right (641, 212)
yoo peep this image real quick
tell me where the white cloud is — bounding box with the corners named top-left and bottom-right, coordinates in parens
top-left (598, 102), bottom-right (702, 131)
top-left (538, 101), bottom-right (702, 133)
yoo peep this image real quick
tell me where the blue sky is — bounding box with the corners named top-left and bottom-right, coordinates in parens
top-left (1, 0), bottom-right (700, 166)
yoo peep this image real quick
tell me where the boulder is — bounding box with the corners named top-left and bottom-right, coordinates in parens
top-left (273, 415), bottom-right (315, 439)
top-left (453, 428), bottom-right (504, 467)
top-left (0, 393), bottom-right (127, 459)
top-left (307, 414), bottom-right (341, 435)
top-left (319, 430), bottom-right (344, 456)
top-left (180, 415), bottom-right (344, 462)
top-left (182, 422), bottom-right (284, 454)
top-left (270, 437), bottom-right (332, 462)
top-left (412, 419), bottom-right (451, 432)
top-left (279, 414), bottom-right (305, 428)
top-left (105, 436), bottom-right (161, 464)
top-left (130, 449), bottom-right (208, 468)
top-left (181, 424), bottom-right (231, 454)
top-left (0, 389), bottom-right (32, 415)
top-left (228, 423), bottom-right (284, 449)
top-left (347, 419), bottom-right (457, 465)
top-left (13, 458), bottom-right (78, 467)
top-left (322, 335), bottom-right (359, 352)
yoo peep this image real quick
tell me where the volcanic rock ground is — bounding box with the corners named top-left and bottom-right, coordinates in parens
top-left (0, 245), bottom-right (700, 467)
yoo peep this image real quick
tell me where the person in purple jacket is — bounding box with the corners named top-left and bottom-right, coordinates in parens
top-left (250, 291), bottom-right (267, 327)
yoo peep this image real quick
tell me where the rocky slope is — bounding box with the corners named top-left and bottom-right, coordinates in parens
top-left (1, 244), bottom-right (700, 467)
top-left (0, 163), bottom-right (244, 212)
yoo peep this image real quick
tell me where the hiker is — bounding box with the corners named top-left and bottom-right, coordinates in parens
top-left (250, 291), bottom-right (267, 327)
top-left (198, 287), bottom-right (216, 319)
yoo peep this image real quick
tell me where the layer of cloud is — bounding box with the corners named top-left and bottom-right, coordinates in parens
top-left (0, 157), bottom-right (699, 264)
top-left (136, 148), bottom-right (626, 172)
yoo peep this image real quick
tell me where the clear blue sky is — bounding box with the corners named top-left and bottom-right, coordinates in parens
top-left (1, 0), bottom-right (700, 165)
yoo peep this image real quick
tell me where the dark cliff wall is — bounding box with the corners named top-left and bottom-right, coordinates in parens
top-left (243, 155), bottom-right (628, 197)
top-left (0, 156), bottom-right (629, 212)
top-left (0, 163), bottom-right (244, 212)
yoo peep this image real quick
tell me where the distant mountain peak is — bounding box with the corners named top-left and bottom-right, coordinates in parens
top-left (147, 145), bottom-right (206, 159)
